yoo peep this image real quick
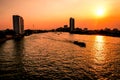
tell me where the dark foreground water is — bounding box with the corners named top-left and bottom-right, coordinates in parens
top-left (0, 32), bottom-right (120, 80)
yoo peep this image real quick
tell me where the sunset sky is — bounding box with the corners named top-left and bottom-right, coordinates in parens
top-left (0, 0), bottom-right (120, 30)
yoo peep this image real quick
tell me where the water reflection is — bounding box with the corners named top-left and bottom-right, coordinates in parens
top-left (94, 36), bottom-right (106, 64)
top-left (95, 36), bottom-right (104, 42)
top-left (12, 39), bottom-right (25, 79)
top-left (0, 39), bottom-right (25, 79)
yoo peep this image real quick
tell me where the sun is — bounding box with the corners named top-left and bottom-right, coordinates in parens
top-left (95, 7), bottom-right (105, 17)
top-left (97, 9), bottom-right (104, 16)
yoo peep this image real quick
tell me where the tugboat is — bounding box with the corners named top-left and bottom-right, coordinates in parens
top-left (73, 41), bottom-right (86, 47)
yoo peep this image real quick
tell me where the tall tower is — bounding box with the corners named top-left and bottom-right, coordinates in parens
top-left (69, 17), bottom-right (75, 32)
top-left (13, 15), bottom-right (24, 35)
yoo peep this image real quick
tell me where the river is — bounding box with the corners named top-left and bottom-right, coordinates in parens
top-left (0, 32), bottom-right (120, 80)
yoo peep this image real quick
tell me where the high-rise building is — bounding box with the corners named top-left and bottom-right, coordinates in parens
top-left (69, 17), bottom-right (75, 32)
top-left (13, 15), bottom-right (24, 35)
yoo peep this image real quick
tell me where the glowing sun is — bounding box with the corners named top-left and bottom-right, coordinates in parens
top-left (96, 8), bottom-right (105, 17)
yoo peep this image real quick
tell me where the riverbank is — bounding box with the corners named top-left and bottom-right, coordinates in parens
top-left (0, 38), bottom-right (6, 43)
top-left (0, 35), bottom-right (13, 43)
top-left (68, 32), bottom-right (120, 38)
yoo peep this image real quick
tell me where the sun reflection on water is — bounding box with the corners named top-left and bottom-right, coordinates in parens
top-left (94, 35), bottom-right (106, 64)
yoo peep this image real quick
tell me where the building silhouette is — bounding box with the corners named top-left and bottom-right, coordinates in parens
top-left (13, 15), bottom-right (24, 35)
top-left (69, 17), bottom-right (75, 32)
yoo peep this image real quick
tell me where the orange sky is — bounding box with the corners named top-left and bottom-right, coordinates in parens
top-left (0, 0), bottom-right (120, 30)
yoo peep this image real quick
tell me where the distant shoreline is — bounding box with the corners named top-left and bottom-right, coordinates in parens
top-left (0, 31), bottom-right (119, 43)
top-left (69, 32), bottom-right (120, 38)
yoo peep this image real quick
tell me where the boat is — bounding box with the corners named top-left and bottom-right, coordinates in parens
top-left (73, 41), bottom-right (86, 47)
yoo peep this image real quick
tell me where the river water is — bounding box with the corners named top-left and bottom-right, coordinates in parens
top-left (0, 32), bottom-right (120, 80)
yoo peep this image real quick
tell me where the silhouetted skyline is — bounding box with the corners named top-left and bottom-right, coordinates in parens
top-left (0, 15), bottom-right (120, 41)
